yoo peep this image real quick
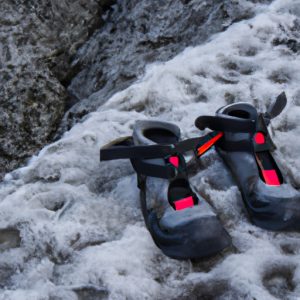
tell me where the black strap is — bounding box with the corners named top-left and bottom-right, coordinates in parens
top-left (217, 138), bottom-right (252, 152)
top-left (216, 115), bottom-right (277, 153)
top-left (101, 131), bottom-right (223, 178)
top-left (195, 92), bottom-right (287, 153)
top-left (101, 136), bottom-right (209, 162)
top-left (174, 137), bottom-right (203, 153)
top-left (131, 158), bottom-right (178, 179)
top-left (216, 113), bottom-right (279, 153)
top-left (101, 142), bottom-right (173, 161)
top-left (195, 92), bottom-right (286, 134)
top-left (195, 115), bottom-right (256, 133)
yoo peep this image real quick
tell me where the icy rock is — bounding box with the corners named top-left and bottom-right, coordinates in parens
top-left (0, 0), bottom-right (115, 177)
top-left (0, 228), bottom-right (21, 251)
top-left (62, 0), bottom-right (273, 130)
top-left (0, 0), bottom-right (299, 299)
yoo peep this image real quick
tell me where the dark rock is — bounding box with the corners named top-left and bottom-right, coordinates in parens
top-left (62, 0), bottom-right (273, 131)
top-left (263, 264), bottom-right (296, 299)
top-left (0, 0), bottom-right (272, 176)
top-left (176, 279), bottom-right (230, 300)
top-left (0, 263), bottom-right (16, 288)
top-left (0, 228), bottom-right (21, 251)
top-left (273, 38), bottom-right (300, 53)
top-left (73, 285), bottom-right (109, 300)
top-left (0, 0), bottom-right (115, 177)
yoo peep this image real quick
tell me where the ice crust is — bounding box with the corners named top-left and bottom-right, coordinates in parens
top-left (0, 0), bottom-right (300, 299)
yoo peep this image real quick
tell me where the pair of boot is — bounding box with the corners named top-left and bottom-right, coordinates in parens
top-left (100, 92), bottom-right (300, 260)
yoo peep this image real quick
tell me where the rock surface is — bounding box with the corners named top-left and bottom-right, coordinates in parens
top-left (0, 0), bottom-right (300, 299)
top-left (63, 0), bottom-right (273, 131)
top-left (0, 0), bottom-right (115, 176)
top-left (0, 0), bottom-right (272, 176)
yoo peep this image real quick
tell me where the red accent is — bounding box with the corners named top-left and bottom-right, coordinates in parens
top-left (174, 196), bottom-right (194, 210)
top-left (197, 132), bottom-right (223, 156)
top-left (254, 132), bottom-right (265, 144)
top-left (262, 170), bottom-right (281, 186)
top-left (169, 156), bottom-right (179, 168)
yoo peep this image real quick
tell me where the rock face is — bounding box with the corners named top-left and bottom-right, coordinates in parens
top-left (0, 0), bottom-right (300, 299)
top-left (63, 0), bottom-right (272, 130)
top-left (0, 0), bottom-right (115, 176)
top-left (0, 0), bottom-right (272, 176)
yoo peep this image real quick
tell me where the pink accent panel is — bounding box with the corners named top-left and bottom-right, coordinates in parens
top-left (254, 132), bottom-right (265, 144)
top-left (169, 156), bottom-right (179, 168)
top-left (174, 196), bottom-right (194, 210)
top-left (262, 170), bottom-right (281, 186)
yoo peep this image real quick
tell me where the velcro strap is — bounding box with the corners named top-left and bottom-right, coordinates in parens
top-left (131, 158), bottom-right (177, 179)
top-left (195, 115), bottom-right (256, 133)
top-left (100, 136), bottom-right (206, 162)
top-left (214, 114), bottom-right (277, 153)
top-left (217, 138), bottom-right (252, 152)
top-left (100, 136), bottom-right (174, 161)
top-left (174, 137), bottom-right (203, 153)
top-left (217, 134), bottom-right (276, 153)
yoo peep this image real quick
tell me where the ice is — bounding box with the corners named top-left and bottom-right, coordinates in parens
top-left (0, 0), bottom-right (299, 299)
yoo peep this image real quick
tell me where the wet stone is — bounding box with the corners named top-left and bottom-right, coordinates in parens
top-left (0, 228), bottom-right (21, 252)
top-left (263, 265), bottom-right (296, 299)
top-left (73, 286), bottom-right (109, 300)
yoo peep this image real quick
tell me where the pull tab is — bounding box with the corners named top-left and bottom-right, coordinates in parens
top-left (265, 92), bottom-right (287, 121)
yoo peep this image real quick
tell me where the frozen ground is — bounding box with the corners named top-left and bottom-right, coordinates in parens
top-left (0, 0), bottom-right (300, 299)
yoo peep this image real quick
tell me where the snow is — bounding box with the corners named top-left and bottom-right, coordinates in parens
top-left (0, 0), bottom-right (300, 299)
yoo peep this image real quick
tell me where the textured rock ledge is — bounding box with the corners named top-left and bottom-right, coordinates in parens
top-left (0, 0), bottom-right (272, 177)
top-left (63, 0), bottom-right (273, 131)
top-left (0, 0), bottom-right (115, 177)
